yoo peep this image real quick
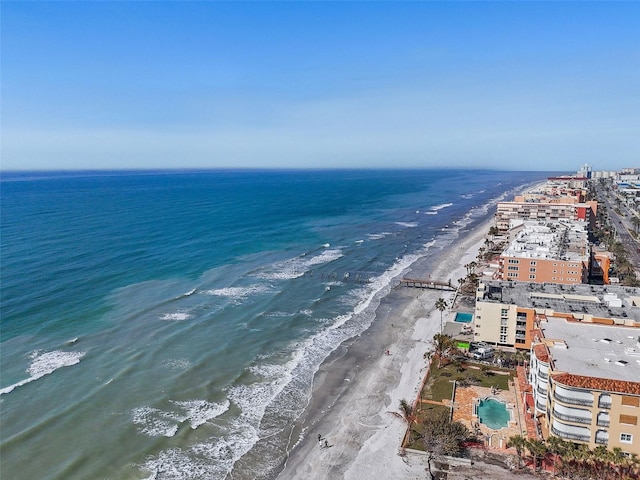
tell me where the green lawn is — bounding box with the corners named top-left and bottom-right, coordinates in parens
top-left (420, 360), bottom-right (512, 403)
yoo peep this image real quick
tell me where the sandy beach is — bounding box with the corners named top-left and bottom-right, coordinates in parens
top-left (277, 218), bottom-right (500, 480)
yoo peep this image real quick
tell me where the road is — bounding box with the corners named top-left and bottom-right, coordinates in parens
top-left (595, 183), bottom-right (640, 270)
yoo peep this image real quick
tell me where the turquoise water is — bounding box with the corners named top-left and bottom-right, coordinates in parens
top-left (478, 398), bottom-right (510, 429)
top-left (0, 169), bottom-right (546, 480)
top-left (454, 312), bottom-right (473, 323)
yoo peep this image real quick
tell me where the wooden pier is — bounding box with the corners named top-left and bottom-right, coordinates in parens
top-left (400, 278), bottom-right (455, 290)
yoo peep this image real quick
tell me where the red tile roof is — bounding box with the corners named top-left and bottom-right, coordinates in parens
top-left (551, 372), bottom-right (640, 396)
top-left (517, 365), bottom-right (532, 393)
top-left (533, 343), bottom-right (549, 363)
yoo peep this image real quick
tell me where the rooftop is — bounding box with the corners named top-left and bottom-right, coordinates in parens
top-left (477, 280), bottom-right (640, 326)
top-left (501, 221), bottom-right (589, 263)
top-left (541, 317), bottom-right (640, 387)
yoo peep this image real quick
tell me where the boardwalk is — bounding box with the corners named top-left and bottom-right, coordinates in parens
top-left (400, 277), bottom-right (455, 290)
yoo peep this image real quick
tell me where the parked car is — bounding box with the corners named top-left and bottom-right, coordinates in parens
top-left (471, 347), bottom-right (494, 360)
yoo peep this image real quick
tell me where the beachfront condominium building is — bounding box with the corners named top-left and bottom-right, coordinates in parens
top-left (494, 200), bottom-right (597, 232)
top-left (547, 175), bottom-right (590, 190)
top-left (528, 318), bottom-right (640, 456)
top-left (497, 221), bottom-right (591, 285)
top-left (473, 281), bottom-right (640, 351)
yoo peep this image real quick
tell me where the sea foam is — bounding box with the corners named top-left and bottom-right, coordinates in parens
top-left (0, 350), bottom-right (86, 396)
top-left (394, 222), bottom-right (418, 228)
top-left (202, 284), bottom-right (272, 300)
top-left (132, 399), bottom-right (229, 437)
top-left (160, 312), bottom-right (192, 321)
top-left (430, 202), bottom-right (454, 211)
top-left (256, 249), bottom-right (343, 280)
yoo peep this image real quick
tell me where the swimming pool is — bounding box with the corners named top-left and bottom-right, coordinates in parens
top-left (477, 398), bottom-right (510, 429)
top-left (455, 312), bottom-right (473, 323)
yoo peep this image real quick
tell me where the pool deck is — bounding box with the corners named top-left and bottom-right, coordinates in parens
top-left (451, 382), bottom-right (524, 449)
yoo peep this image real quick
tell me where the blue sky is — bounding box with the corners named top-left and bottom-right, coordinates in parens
top-left (2, 2), bottom-right (638, 171)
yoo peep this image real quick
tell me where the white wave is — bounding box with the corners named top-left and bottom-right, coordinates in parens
top-left (172, 399), bottom-right (230, 429)
top-left (133, 398), bottom-right (230, 438)
top-left (140, 448), bottom-right (232, 480)
top-left (132, 406), bottom-right (181, 437)
top-left (423, 211), bottom-right (438, 215)
top-left (261, 311), bottom-right (291, 318)
top-left (430, 202), bottom-right (454, 211)
top-left (162, 359), bottom-right (192, 370)
top-left (160, 312), bottom-right (192, 321)
top-left (394, 222), bottom-right (417, 228)
top-left (461, 193), bottom-right (474, 199)
top-left (141, 442), bottom-right (234, 480)
top-left (174, 288), bottom-right (196, 300)
top-left (0, 350), bottom-right (85, 396)
top-left (322, 243), bottom-right (330, 248)
top-left (354, 239), bottom-right (364, 244)
top-left (202, 284), bottom-right (271, 300)
top-left (256, 249), bottom-right (343, 280)
top-left (299, 309), bottom-right (312, 316)
top-left (367, 232), bottom-right (392, 240)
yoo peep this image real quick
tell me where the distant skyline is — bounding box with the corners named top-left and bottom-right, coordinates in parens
top-left (2, 2), bottom-right (638, 171)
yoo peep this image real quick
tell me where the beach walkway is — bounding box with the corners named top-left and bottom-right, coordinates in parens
top-left (399, 277), bottom-right (455, 290)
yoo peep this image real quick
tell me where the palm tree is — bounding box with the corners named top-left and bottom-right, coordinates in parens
top-left (610, 447), bottom-right (626, 480)
top-left (526, 438), bottom-right (548, 472)
top-left (626, 453), bottom-right (640, 480)
top-left (435, 297), bottom-right (447, 334)
top-left (493, 349), bottom-right (506, 368)
top-left (464, 261), bottom-right (478, 276)
top-left (507, 434), bottom-right (527, 469)
top-left (591, 445), bottom-right (612, 479)
top-left (388, 398), bottom-right (417, 440)
top-left (432, 333), bottom-right (455, 368)
top-left (398, 399), bottom-right (415, 426)
top-left (514, 350), bottom-right (528, 367)
top-left (545, 435), bottom-right (567, 477)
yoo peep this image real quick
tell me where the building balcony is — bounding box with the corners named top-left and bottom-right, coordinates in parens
top-left (598, 401), bottom-right (611, 409)
top-left (552, 409), bottom-right (592, 425)
top-left (595, 437), bottom-right (608, 445)
top-left (596, 420), bottom-right (610, 427)
top-left (536, 401), bottom-right (547, 412)
top-left (554, 387), bottom-right (593, 407)
top-left (551, 426), bottom-right (590, 443)
top-left (538, 371), bottom-right (548, 380)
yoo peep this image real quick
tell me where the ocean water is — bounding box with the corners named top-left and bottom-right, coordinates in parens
top-left (0, 169), bottom-right (546, 479)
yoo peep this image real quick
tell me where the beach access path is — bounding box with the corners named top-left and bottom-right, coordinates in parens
top-left (277, 218), bottom-right (495, 480)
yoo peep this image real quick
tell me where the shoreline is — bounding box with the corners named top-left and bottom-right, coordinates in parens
top-left (276, 218), bottom-right (493, 479)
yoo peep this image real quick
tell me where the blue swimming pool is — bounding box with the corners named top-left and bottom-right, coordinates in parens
top-left (477, 399), bottom-right (510, 429)
top-left (455, 312), bottom-right (473, 323)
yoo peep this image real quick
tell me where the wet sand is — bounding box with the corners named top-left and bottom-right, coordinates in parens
top-left (276, 218), bottom-right (494, 480)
